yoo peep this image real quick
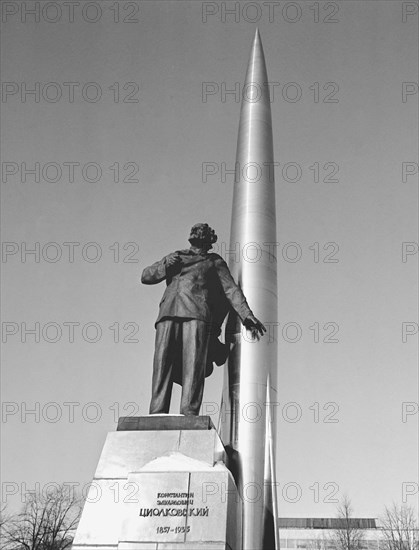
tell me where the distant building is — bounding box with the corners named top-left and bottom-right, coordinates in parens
top-left (278, 518), bottom-right (381, 550)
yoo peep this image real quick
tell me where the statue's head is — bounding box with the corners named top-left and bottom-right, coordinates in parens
top-left (188, 223), bottom-right (218, 249)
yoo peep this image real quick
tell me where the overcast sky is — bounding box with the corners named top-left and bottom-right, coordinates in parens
top-left (1, 0), bottom-right (418, 519)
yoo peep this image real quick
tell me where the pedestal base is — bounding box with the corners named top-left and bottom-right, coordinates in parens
top-left (72, 416), bottom-right (242, 550)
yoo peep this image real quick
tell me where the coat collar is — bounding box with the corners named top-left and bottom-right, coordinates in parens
top-left (187, 246), bottom-right (210, 256)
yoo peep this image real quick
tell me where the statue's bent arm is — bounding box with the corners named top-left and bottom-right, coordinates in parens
top-left (141, 256), bottom-right (167, 285)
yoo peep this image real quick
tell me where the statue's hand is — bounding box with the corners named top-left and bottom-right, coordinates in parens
top-left (165, 253), bottom-right (182, 268)
top-left (243, 315), bottom-right (266, 340)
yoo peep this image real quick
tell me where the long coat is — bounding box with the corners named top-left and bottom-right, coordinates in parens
top-left (141, 247), bottom-right (253, 382)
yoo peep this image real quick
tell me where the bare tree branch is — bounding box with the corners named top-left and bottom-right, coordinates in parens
top-left (329, 495), bottom-right (366, 550)
top-left (380, 504), bottom-right (418, 550)
top-left (2, 484), bottom-right (82, 550)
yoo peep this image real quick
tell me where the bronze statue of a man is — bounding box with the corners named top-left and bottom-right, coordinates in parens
top-left (141, 223), bottom-right (265, 416)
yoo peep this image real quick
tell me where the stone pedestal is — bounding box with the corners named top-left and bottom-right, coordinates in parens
top-left (72, 416), bottom-right (242, 550)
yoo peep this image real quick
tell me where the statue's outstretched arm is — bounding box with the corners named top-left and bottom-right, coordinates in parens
top-left (215, 257), bottom-right (266, 338)
top-left (214, 257), bottom-right (253, 321)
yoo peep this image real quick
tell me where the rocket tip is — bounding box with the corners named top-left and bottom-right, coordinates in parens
top-left (252, 27), bottom-right (263, 49)
top-left (245, 27), bottom-right (268, 94)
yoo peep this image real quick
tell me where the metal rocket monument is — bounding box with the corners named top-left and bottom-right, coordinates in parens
top-left (220, 29), bottom-right (279, 550)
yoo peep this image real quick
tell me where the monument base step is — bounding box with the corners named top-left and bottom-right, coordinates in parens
top-left (72, 416), bottom-right (242, 550)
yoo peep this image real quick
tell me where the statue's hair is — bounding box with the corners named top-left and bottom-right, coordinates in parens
top-left (188, 223), bottom-right (218, 245)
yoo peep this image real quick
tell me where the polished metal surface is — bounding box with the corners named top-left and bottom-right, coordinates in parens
top-left (220, 29), bottom-right (279, 550)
